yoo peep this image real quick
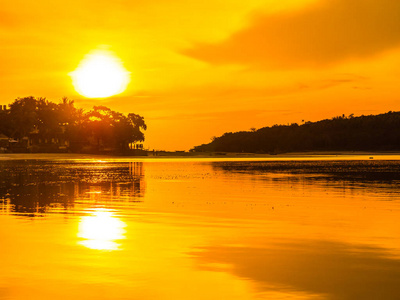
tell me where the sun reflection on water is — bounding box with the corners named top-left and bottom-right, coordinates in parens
top-left (78, 208), bottom-right (126, 250)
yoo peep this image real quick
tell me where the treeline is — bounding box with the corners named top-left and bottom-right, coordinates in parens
top-left (192, 112), bottom-right (400, 153)
top-left (0, 96), bottom-right (146, 153)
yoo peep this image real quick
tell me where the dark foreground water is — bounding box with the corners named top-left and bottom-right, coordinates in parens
top-left (1, 155), bottom-right (400, 299)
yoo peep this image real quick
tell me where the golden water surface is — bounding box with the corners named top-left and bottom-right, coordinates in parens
top-left (1, 155), bottom-right (400, 299)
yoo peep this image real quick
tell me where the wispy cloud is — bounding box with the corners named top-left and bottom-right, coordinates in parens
top-left (184, 0), bottom-right (400, 68)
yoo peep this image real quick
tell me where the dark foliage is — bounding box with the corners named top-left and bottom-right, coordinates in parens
top-left (192, 112), bottom-right (400, 153)
top-left (0, 96), bottom-right (146, 153)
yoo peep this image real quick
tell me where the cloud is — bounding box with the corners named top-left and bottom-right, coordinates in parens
top-left (183, 0), bottom-right (400, 68)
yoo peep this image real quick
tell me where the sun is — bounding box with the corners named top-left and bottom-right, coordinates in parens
top-left (70, 49), bottom-right (130, 98)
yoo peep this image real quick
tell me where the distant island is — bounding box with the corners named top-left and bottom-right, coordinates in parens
top-left (0, 97), bottom-right (147, 155)
top-left (192, 112), bottom-right (400, 154)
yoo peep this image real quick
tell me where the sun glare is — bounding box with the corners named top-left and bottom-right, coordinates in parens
top-left (70, 49), bottom-right (130, 98)
top-left (78, 208), bottom-right (127, 250)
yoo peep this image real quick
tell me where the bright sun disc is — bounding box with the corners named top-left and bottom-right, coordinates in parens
top-left (70, 49), bottom-right (130, 98)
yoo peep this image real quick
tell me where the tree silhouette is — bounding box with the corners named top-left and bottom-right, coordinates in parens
top-left (0, 97), bottom-right (147, 154)
top-left (192, 112), bottom-right (400, 153)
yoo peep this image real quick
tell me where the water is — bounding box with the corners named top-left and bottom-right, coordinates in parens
top-left (1, 155), bottom-right (400, 299)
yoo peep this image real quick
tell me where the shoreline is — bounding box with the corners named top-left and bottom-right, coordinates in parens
top-left (1, 151), bottom-right (400, 161)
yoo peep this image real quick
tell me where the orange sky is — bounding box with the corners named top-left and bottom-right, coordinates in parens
top-left (1, 0), bottom-right (400, 150)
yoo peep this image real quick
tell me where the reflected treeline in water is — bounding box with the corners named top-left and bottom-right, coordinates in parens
top-left (213, 160), bottom-right (400, 180)
top-left (213, 160), bottom-right (400, 195)
top-left (0, 161), bottom-right (145, 216)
